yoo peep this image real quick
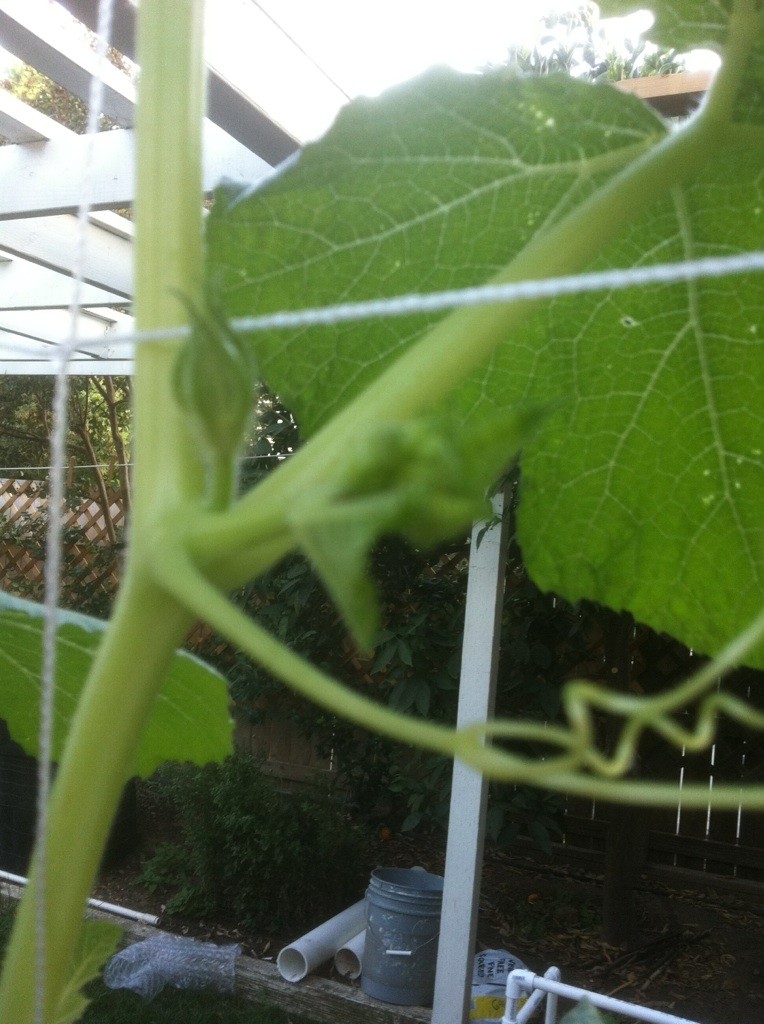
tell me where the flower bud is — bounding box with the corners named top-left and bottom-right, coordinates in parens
top-left (173, 292), bottom-right (257, 463)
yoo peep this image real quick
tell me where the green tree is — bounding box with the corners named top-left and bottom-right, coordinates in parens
top-left (0, 63), bottom-right (88, 133)
top-left (1, 42), bottom-right (132, 137)
top-left (0, 376), bottom-right (131, 519)
top-left (0, 376), bottom-right (131, 618)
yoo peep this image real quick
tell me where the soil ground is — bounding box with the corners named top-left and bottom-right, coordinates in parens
top-left (92, 786), bottom-right (764, 1024)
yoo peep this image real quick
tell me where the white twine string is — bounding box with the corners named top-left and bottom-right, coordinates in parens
top-left (37, 2), bottom-right (115, 1021)
top-left (60, 249), bottom-right (764, 355)
top-left (224, 249), bottom-right (764, 334)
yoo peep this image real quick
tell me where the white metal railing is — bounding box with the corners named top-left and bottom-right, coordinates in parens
top-left (502, 968), bottom-right (702, 1024)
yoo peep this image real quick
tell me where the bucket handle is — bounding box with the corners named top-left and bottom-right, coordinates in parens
top-left (368, 931), bottom-right (439, 956)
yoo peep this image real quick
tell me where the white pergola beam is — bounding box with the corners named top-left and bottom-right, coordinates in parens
top-left (88, 210), bottom-right (133, 240)
top-left (0, 87), bottom-right (72, 143)
top-left (433, 488), bottom-right (510, 1024)
top-left (0, 253), bottom-right (124, 309)
top-left (0, 353), bottom-right (132, 375)
top-left (0, 306), bottom-right (133, 374)
top-left (0, 1), bottom-right (288, 370)
top-left (0, 0), bottom-right (136, 127)
top-left (0, 123), bottom-right (271, 220)
top-left (0, 213), bottom-right (132, 296)
top-left (0, 306), bottom-right (128, 345)
top-left (58, 0), bottom-right (300, 164)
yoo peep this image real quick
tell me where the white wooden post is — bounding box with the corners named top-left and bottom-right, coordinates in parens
top-left (432, 487), bottom-right (510, 1024)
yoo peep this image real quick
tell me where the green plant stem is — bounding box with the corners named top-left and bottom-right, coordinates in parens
top-left (154, 539), bottom-right (764, 809)
top-left (702, 0), bottom-right (760, 125)
top-left (130, 6), bottom-right (206, 517)
top-left (0, 579), bottom-right (194, 1023)
top-left (206, 455), bottom-right (238, 512)
top-left (589, 605), bottom-right (764, 714)
top-left (186, 18), bottom-right (754, 581)
top-left (0, 3), bottom-right (207, 1021)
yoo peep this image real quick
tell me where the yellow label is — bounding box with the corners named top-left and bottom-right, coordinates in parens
top-left (469, 992), bottom-right (526, 1021)
top-left (470, 994), bottom-right (505, 1020)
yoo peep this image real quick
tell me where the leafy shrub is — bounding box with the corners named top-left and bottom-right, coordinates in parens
top-left (486, 788), bottom-right (564, 855)
top-left (140, 753), bottom-right (373, 934)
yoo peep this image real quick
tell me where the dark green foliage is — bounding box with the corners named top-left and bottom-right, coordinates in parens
top-left (196, 466), bottom-right (598, 850)
top-left (388, 755), bottom-right (453, 833)
top-left (200, 535), bottom-right (469, 829)
top-left (0, 376), bottom-right (132, 498)
top-left (486, 788), bottom-right (564, 856)
top-left (0, 908), bottom-right (13, 955)
top-left (140, 753), bottom-right (372, 935)
top-left (238, 388), bottom-right (300, 486)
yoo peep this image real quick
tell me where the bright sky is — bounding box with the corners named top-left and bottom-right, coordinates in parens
top-left (204, 0), bottom-right (659, 141)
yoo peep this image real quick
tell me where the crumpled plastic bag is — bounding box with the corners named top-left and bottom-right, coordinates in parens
top-left (103, 934), bottom-right (241, 1001)
top-left (470, 948), bottom-right (527, 1023)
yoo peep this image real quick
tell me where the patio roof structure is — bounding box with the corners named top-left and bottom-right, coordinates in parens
top-left (0, 3), bottom-right (711, 1023)
top-left (0, 0), bottom-right (317, 374)
top-left (1, 0), bottom-right (712, 376)
top-left (0, 0), bottom-right (712, 376)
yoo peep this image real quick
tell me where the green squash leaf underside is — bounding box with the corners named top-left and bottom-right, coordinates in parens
top-left (208, 65), bottom-right (764, 666)
top-left (0, 593), bottom-right (233, 773)
top-left (515, 132), bottom-right (764, 666)
top-left (208, 70), bottom-right (666, 436)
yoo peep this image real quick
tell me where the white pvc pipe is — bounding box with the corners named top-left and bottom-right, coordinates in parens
top-left (0, 868), bottom-right (160, 926)
top-left (334, 929), bottom-right (365, 980)
top-left (277, 900), bottom-right (366, 982)
top-left (507, 967), bottom-right (560, 1024)
top-left (505, 968), bottom-right (702, 1024)
top-left (85, 896), bottom-right (160, 926)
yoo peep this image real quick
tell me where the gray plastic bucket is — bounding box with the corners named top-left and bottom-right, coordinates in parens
top-left (361, 867), bottom-right (444, 1006)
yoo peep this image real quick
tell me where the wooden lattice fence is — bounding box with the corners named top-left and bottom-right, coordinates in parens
top-left (0, 477), bottom-right (124, 599)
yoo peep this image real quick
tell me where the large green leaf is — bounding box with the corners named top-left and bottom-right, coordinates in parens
top-left (207, 54), bottom-right (763, 665)
top-left (208, 69), bottom-right (665, 436)
top-left (0, 593), bottom-right (233, 775)
top-left (514, 132), bottom-right (764, 666)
